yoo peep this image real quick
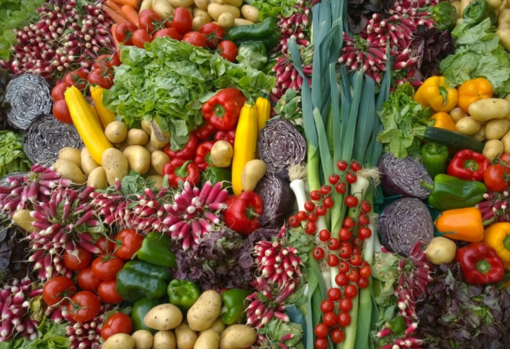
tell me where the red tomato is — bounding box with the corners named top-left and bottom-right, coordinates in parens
top-left (217, 40), bottom-right (238, 62)
top-left (115, 229), bottom-right (144, 260)
top-left (344, 284), bottom-right (358, 299)
top-left (331, 328), bottom-right (345, 344)
top-left (93, 54), bottom-right (121, 72)
top-left (98, 280), bottom-right (124, 304)
top-left (115, 22), bottom-right (138, 45)
top-left (484, 164), bottom-right (510, 192)
top-left (315, 338), bottom-right (328, 349)
top-left (51, 82), bottom-right (72, 101)
top-left (314, 323), bottom-right (329, 338)
top-left (43, 277), bottom-right (76, 306)
top-left (199, 23), bottom-right (224, 48)
top-left (339, 298), bottom-right (353, 312)
top-left (132, 29), bottom-right (152, 48)
top-left (320, 299), bottom-right (334, 313)
top-left (139, 10), bottom-right (162, 33)
top-left (68, 291), bottom-right (101, 323)
top-left (357, 277), bottom-right (369, 289)
top-left (95, 236), bottom-right (116, 255)
top-left (63, 247), bottom-right (92, 271)
top-left (101, 312), bottom-right (133, 340)
top-left (337, 312), bottom-right (351, 327)
top-left (171, 7), bottom-right (193, 34)
top-left (359, 265), bottom-right (372, 279)
top-left (323, 311), bottom-right (337, 327)
top-left (52, 100), bottom-right (73, 124)
top-left (77, 267), bottom-right (102, 292)
top-left (87, 69), bottom-right (114, 89)
top-left (63, 70), bottom-right (88, 90)
top-left (153, 28), bottom-right (181, 40)
top-left (182, 32), bottom-right (207, 48)
top-left (91, 256), bottom-right (124, 281)
top-left (500, 153), bottom-right (510, 164)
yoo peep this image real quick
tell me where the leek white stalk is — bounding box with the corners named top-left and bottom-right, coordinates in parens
top-left (289, 164), bottom-right (308, 211)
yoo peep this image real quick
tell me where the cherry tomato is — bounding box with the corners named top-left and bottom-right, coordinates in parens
top-left (338, 261), bottom-right (350, 273)
top-left (63, 70), bottom-right (88, 89)
top-left (101, 312), bottom-right (133, 340)
top-left (337, 160), bottom-right (348, 171)
top-left (288, 215), bottom-right (299, 227)
top-left (334, 273), bottom-right (348, 287)
top-left (337, 312), bottom-right (351, 327)
top-left (200, 23), bottom-right (224, 48)
top-left (500, 153), bottom-right (510, 165)
top-left (304, 201), bottom-right (315, 212)
top-left (353, 247), bottom-right (362, 256)
top-left (172, 7), bottom-right (193, 34)
top-left (95, 236), bottom-right (116, 255)
top-left (339, 244), bottom-right (352, 259)
top-left (63, 247), bottom-right (92, 271)
top-left (352, 237), bottom-right (364, 249)
top-left (115, 22), bottom-right (138, 45)
top-left (68, 291), bottom-right (101, 323)
top-left (328, 174), bottom-right (340, 185)
top-left (347, 269), bottom-right (360, 283)
top-left (344, 284), bottom-right (358, 299)
top-left (310, 190), bottom-right (322, 201)
top-left (323, 311), bottom-right (337, 327)
top-left (320, 299), bottom-right (335, 313)
top-left (308, 212), bottom-right (318, 222)
top-left (182, 32), bottom-right (207, 48)
top-left (91, 256), bottom-right (124, 281)
top-left (323, 197), bottom-right (334, 208)
top-left (318, 229), bottom-right (331, 242)
top-left (93, 54), bottom-right (121, 72)
top-left (53, 99), bottom-right (73, 124)
top-left (359, 265), bottom-right (372, 279)
top-left (139, 10), bottom-right (162, 33)
top-left (339, 297), bottom-right (353, 312)
top-left (358, 213), bottom-right (370, 226)
top-left (296, 211), bottom-right (307, 221)
top-left (336, 182), bottom-right (347, 194)
top-left (315, 323), bottom-right (329, 338)
top-left (43, 277), bottom-right (76, 306)
top-left (98, 280), bottom-right (124, 304)
top-left (305, 221), bottom-right (316, 235)
top-left (484, 164), bottom-right (510, 192)
top-left (51, 82), bottom-right (72, 101)
top-left (115, 229), bottom-right (144, 260)
top-left (350, 254), bottom-right (363, 266)
top-left (327, 287), bottom-right (341, 301)
top-left (358, 226), bottom-right (372, 240)
top-left (312, 247), bottom-right (325, 260)
top-left (87, 69), bottom-right (114, 89)
top-left (217, 40), bottom-right (238, 62)
top-left (345, 195), bottom-right (358, 208)
top-left (343, 217), bottom-right (356, 229)
top-left (327, 254), bottom-right (339, 267)
top-left (361, 200), bottom-right (372, 213)
top-left (350, 161), bottom-right (362, 172)
top-left (315, 338), bottom-right (328, 349)
top-left (153, 27), bottom-right (181, 40)
top-left (346, 172), bottom-right (357, 183)
top-left (315, 205), bottom-right (327, 216)
top-left (328, 238), bottom-right (341, 251)
top-left (77, 267), bottom-right (102, 292)
top-left (339, 228), bottom-right (352, 242)
top-left (331, 328), bottom-right (345, 344)
top-left (357, 277), bottom-right (369, 289)
top-left (132, 29), bottom-right (153, 48)
top-left (320, 185), bottom-right (332, 195)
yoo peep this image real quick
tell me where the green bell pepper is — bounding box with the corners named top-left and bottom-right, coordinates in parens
top-left (116, 260), bottom-right (171, 302)
top-left (132, 297), bottom-right (163, 333)
top-left (421, 174), bottom-right (487, 211)
top-left (227, 17), bottom-right (281, 52)
top-left (167, 279), bottom-right (200, 312)
top-left (421, 142), bottom-right (449, 178)
top-left (431, 2), bottom-right (458, 31)
top-left (137, 232), bottom-right (177, 268)
top-left (200, 167), bottom-right (231, 189)
top-left (220, 288), bottom-right (251, 325)
top-left (463, 0), bottom-right (497, 26)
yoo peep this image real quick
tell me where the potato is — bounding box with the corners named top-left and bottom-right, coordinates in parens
top-left (241, 4), bottom-right (259, 22)
top-left (502, 129), bottom-right (510, 153)
top-left (486, 119), bottom-right (510, 139)
top-left (234, 18), bottom-right (255, 26)
top-left (145, 120), bottom-right (170, 149)
top-left (127, 129), bottom-right (149, 146)
top-left (217, 0), bottom-right (242, 5)
top-left (489, 0), bottom-right (504, 8)
top-left (123, 146), bottom-right (151, 174)
top-left (147, 175), bottom-right (164, 190)
top-left (483, 139), bottom-right (504, 160)
top-left (141, 120), bottom-right (152, 135)
top-left (469, 98), bottom-right (510, 121)
top-left (449, 107), bottom-right (466, 123)
top-left (193, 8), bottom-right (213, 20)
top-left (169, 0), bottom-right (194, 7)
top-left (500, 22), bottom-right (510, 30)
top-left (500, 8), bottom-right (510, 23)
top-left (151, 151), bottom-right (171, 175)
top-left (103, 333), bottom-right (135, 349)
top-left (102, 148), bottom-right (129, 185)
top-left (175, 323), bottom-right (198, 349)
top-left (140, 0), bottom-right (153, 12)
top-left (144, 304), bottom-right (183, 331)
top-left (195, 0), bottom-right (209, 10)
top-left (199, 318), bottom-right (226, 336)
top-left (219, 325), bottom-right (256, 349)
top-left (105, 121), bottom-right (128, 144)
top-left (473, 125), bottom-right (486, 142)
top-left (452, 1), bottom-right (461, 17)
top-left (455, 117), bottom-right (481, 135)
top-left (81, 147), bottom-right (100, 176)
top-left (187, 290), bottom-right (222, 331)
top-left (87, 167), bottom-right (107, 189)
top-left (208, 3), bottom-right (240, 21)
top-left (211, 141), bottom-right (233, 167)
top-left (195, 330), bottom-right (220, 349)
top-left (241, 160), bottom-right (266, 192)
top-left (192, 15), bottom-right (211, 31)
top-left (425, 237), bottom-right (457, 265)
top-left (497, 29), bottom-right (510, 51)
top-left (12, 209), bottom-right (35, 233)
top-left (59, 147), bottom-right (82, 169)
top-left (153, 331), bottom-right (176, 349)
top-left (53, 159), bottom-right (86, 183)
top-left (153, 0), bottom-right (174, 18)
top-left (218, 13), bottom-right (235, 28)
top-left (132, 330), bottom-right (153, 349)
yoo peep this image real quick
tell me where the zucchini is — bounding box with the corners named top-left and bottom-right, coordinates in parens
top-left (423, 127), bottom-right (484, 153)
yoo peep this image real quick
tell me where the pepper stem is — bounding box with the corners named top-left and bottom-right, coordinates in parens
top-left (420, 181), bottom-right (434, 191)
top-left (175, 160), bottom-right (191, 178)
top-left (504, 236), bottom-right (510, 251)
top-left (476, 260), bottom-right (492, 274)
top-left (464, 159), bottom-right (479, 171)
top-left (214, 104), bottom-right (226, 118)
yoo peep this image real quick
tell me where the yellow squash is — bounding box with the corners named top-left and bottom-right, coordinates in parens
top-left (65, 86), bottom-right (113, 165)
top-left (232, 103), bottom-right (258, 195)
top-left (256, 93), bottom-right (270, 134)
top-left (90, 85), bottom-right (116, 128)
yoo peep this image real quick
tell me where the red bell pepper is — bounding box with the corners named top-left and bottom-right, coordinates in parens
top-left (163, 133), bottom-right (199, 161)
top-left (163, 159), bottom-right (200, 188)
top-left (447, 149), bottom-right (490, 181)
top-left (202, 88), bottom-right (246, 130)
top-left (456, 242), bottom-right (504, 285)
top-left (194, 141), bottom-right (214, 171)
top-left (193, 120), bottom-right (217, 141)
top-left (214, 129), bottom-right (236, 146)
top-left (224, 191), bottom-right (264, 235)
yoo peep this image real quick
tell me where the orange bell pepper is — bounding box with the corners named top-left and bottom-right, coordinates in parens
top-left (434, 207), bottom-right (486, 242)
top-left (457, 78), bottom-right (493, 114)
top-left (429, 112), bottom-right (457, 132)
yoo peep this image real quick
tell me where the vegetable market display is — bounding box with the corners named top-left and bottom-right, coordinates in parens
top-left (3, 0), bottom-right (510, 348)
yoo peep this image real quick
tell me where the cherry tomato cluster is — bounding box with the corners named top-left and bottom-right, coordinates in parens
top-left (115, 9), bottom-right (238, 62)
top-left (42, 229), bottom-right (142, 339)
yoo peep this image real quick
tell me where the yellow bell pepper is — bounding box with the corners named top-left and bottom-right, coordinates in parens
top-left (232, 103), bottom-right (258, 195)
top-left (457, 78), bottom-right (493, 114)
top-left (64, 86), bottom-right (113, 165)
top-left (483, 223), bottom-right (510, 268)
top-left (429, 112), bottom-right (457, 132)
top-left (256, 92), bottom-right (271, 134)
top-left (413, 76), bottom-right (458, 113)
top-left (90, 85), bottom-right (116, 128)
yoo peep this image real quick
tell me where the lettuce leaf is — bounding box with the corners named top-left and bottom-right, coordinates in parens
top-left (244, 0), bottom-right (299, 19)
top-left (0, 130), bottom-right (31, 177)
top-left (0, 319), bottom-right (69, 349)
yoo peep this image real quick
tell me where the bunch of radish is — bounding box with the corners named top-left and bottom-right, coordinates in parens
top-left (270, 54), bottom-right (312, 104)
top-left (5, 0), bottom-right (115, 81)
top-left (276, 1), bottom-right (313, 55)
top-left (65, 305), bottom-right (113, 349)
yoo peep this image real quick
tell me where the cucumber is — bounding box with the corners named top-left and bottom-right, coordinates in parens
top-left (423, 127), bottom-right (484, 153)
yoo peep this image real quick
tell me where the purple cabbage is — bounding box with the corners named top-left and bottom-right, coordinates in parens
top-left (255, 172), bottom-right (295, 228)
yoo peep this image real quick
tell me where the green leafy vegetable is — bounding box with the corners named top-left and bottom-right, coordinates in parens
top-left (0, 130), bottom-right (31, 177)
top-left (257, 319), bottom-right (305, 348)
top-left (244, 0), bottom-right (299, 19)
top-left (274, 89), bottom-right (304, 135)
top-left (0, 319), bottom-right (69, 349)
